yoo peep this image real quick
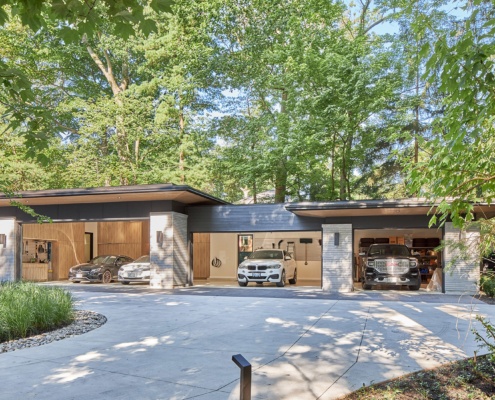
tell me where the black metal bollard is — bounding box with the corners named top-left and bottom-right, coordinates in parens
top-left (232, 354), bottom-right (251, 400)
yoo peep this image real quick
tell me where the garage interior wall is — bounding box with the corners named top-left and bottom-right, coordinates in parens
top-left (23, 222), bottom-right (86, 281)
top-left (97, 220), bottom-right (149, 259)
top-left (206, 231), bottom-right (322, 284)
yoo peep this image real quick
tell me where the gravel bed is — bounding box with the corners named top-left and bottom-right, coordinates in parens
top-left (0, 310), bottom-right (107, 354)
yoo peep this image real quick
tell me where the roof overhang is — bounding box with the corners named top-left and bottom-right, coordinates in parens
top-left (0, 184), bottom-right (229, 207)
top-left (285, 199), bottom-right (495, 218)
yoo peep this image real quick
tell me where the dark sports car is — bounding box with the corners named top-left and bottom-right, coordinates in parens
top-left (68, 255), bottom-right (134, 283)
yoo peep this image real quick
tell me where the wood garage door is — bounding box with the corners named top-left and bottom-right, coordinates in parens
top-left (193, 233), bottom-right (210, 279)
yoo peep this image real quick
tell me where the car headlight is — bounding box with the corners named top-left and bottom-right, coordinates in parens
top-left (409, 260), bottom-right (418, 268)
top-left (367, 260), bottom-right (375, 268)
top-left (270, 264), bottom-right (282, 270)
top-left (91, 267), bottom-right (102, 273)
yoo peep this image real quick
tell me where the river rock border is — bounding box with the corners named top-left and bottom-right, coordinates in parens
top-left (0, 310), bottom-right (107, 354)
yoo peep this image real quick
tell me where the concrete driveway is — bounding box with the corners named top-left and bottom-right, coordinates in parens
top-left (0, 283), bottom-right (493, 400)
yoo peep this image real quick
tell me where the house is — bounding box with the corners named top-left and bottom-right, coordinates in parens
top-left (0, 184), bottom-right (485, 294)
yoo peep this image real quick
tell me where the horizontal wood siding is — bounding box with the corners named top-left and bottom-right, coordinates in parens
top-left (97, 221), bottom-right (148, 259)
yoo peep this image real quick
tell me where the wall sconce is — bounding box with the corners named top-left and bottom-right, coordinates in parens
top-left (156, 231), bottom-right (163, 243)
top-left (334, 232), bottom-right (340, 246)
top-left (0, 234), bottom-right (6, 248)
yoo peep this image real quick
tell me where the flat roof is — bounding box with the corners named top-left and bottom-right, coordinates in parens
top-left (285, 198), bottom-right (495, 217)
top-left (0, 184), bottom-right (229, 207)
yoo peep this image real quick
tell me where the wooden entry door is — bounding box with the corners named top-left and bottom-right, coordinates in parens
top-left (193, 233), bottom-right (210, 279)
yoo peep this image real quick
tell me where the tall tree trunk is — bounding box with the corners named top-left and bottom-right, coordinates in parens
top-left (179, 101), bottom-right (186, 184)
top-left (274, 89), bottom-right (288, 203)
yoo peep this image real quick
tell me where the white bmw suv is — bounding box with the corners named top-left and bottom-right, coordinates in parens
top-left (237, 249), bottom-right (297, 287)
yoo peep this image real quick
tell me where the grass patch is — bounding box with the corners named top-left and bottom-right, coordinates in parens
top-left (339, 354), bottom-right (495, 399)
top-left (0, 281), bottom-right (75, 342)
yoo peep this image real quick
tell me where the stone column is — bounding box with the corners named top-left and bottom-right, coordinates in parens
top-left (0, 218), bottom-right (17, 282)
top-left (149, 212), bottom-right (189, 289)
top-left (322, 223), bottom-right (353, 292)
top-left (443, 222), bottom-right (480, 294)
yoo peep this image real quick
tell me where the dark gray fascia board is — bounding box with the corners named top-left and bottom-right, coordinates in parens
top-left (0, 184), bottom-right (229, 205)
top-left (285, 199), bottom-right (437, 212)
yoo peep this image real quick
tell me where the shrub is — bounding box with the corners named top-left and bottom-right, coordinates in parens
top-left (480, 272), bottom-right (495, 298)
top-left (0, 281), bottom-right (75, 342)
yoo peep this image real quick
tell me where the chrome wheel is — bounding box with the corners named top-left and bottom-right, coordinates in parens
top-left (102, 270), bottom-right (112, 284)
top-left (276, 270), bottom-right (286, 287)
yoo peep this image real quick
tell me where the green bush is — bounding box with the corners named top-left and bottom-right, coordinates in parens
top-left (0, 281), bottom-right (75, 342)
top-left (480, 272), bottom-right (495, 298)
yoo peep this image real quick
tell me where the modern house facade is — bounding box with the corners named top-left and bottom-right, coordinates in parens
top-left (0, 184), bottom-right (485, 294)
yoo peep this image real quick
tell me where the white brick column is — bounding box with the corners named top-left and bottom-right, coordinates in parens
top-left (322, 223), bottom-right (353, 292)
top-left (149, 212), bottom-right (189, 289)
top-left (0, 218), bottom-right (17, 282)
top-left (444, 222), bottom-right (480, 294)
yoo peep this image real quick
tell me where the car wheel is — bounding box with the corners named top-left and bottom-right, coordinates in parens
top-left (289, 269), bottom-right (297, 284)
top-left (409, 282), bottom-right (421, 291)
top-left (362, 281), bottom-right (371, 290)
top-left (72, 281), bottom-right (80, 284)
top-left (102, 270), bottom-right (112, 284)
top-left (276, 270), bottom-right (286, 287)
top-left (238, 281), bottom-right (248, 287)
top-left (121, 281), bottom-right (130, 285)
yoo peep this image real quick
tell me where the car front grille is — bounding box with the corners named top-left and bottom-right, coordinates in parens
top-left (374, 259), bottom-right (410, 274)
top-left (247, 265), bottom-right (269, 271)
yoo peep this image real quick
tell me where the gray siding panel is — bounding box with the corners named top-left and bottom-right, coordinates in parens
top-left (0, 201), bottom-right (185, 223)
top-left (186, 204), bottom-right (324, 232)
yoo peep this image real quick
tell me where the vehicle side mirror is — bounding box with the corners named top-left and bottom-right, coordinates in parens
top-left (285, 256), bottom-right (291, 260)
top-left (359, 252), bottom-right (366, 256)
top-left (244, 256), bottom-right (248, 260)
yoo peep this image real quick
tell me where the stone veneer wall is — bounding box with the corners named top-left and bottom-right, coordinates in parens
top-left (322, 224), bottom-right (353, 292)
top-left (0, 218), bottom-right (16, 281)
top-left (443, 222), bottom-right (480, 294)
top-left (149, 212), bottom-right (189, 289)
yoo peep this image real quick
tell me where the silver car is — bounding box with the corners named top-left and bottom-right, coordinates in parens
top-left (237, 249), bottom-right (297, 287)
top-left (118, 255), bottom-right (151, 285)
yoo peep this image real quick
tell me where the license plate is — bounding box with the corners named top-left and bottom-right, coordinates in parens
top-left (252, 273), bottom-right (261, 278)
top-left (382, 277), bottom-right (399, 283)
top-left (127, 272), bottom-right (136, 278)
top-left (76, 273), bottom-right (83, 278)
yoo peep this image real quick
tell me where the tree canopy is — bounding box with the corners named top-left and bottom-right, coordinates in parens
top-left (0, 0), bottom-right (492, 218)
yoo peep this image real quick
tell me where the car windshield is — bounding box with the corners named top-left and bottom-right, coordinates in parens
top-left (248, 250), bottom-right (283, 260)
top-left (134, 255), bottom-right (150, 263)
top-left (89, 256), bottom-right (113, 264)
top-left (368, 245), bottom-right (410, 257)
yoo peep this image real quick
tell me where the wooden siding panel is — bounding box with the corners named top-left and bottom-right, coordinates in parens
top-left (97, 221), bottom-right (147, 259)
top-left (193, 233), bottom-right (210, 279)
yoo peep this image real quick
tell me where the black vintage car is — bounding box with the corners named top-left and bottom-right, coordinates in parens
top-left (68, 255), bottom-right (134, 283)
top-left (360, 244), bottom-right (421, 290)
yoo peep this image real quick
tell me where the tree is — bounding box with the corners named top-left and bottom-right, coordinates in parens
top-left (405, 0), bottom-right (495, 256)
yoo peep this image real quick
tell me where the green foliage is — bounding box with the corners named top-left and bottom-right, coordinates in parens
top-left (406, 1), bottom-right (495, 227)
top-left (473, 315), bottom-right (495, 363)
top-left (480, 272), bottom-right (495, 298)
top-left (0, 281), bottom-right (74, 342)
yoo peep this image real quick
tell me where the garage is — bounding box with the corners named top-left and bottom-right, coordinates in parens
top-left (20, 220), bottom-right (150, 283)
top-left (354, 228), bottom-right (442, 291)
top-left (192, 231), bottom-right (322, 287)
